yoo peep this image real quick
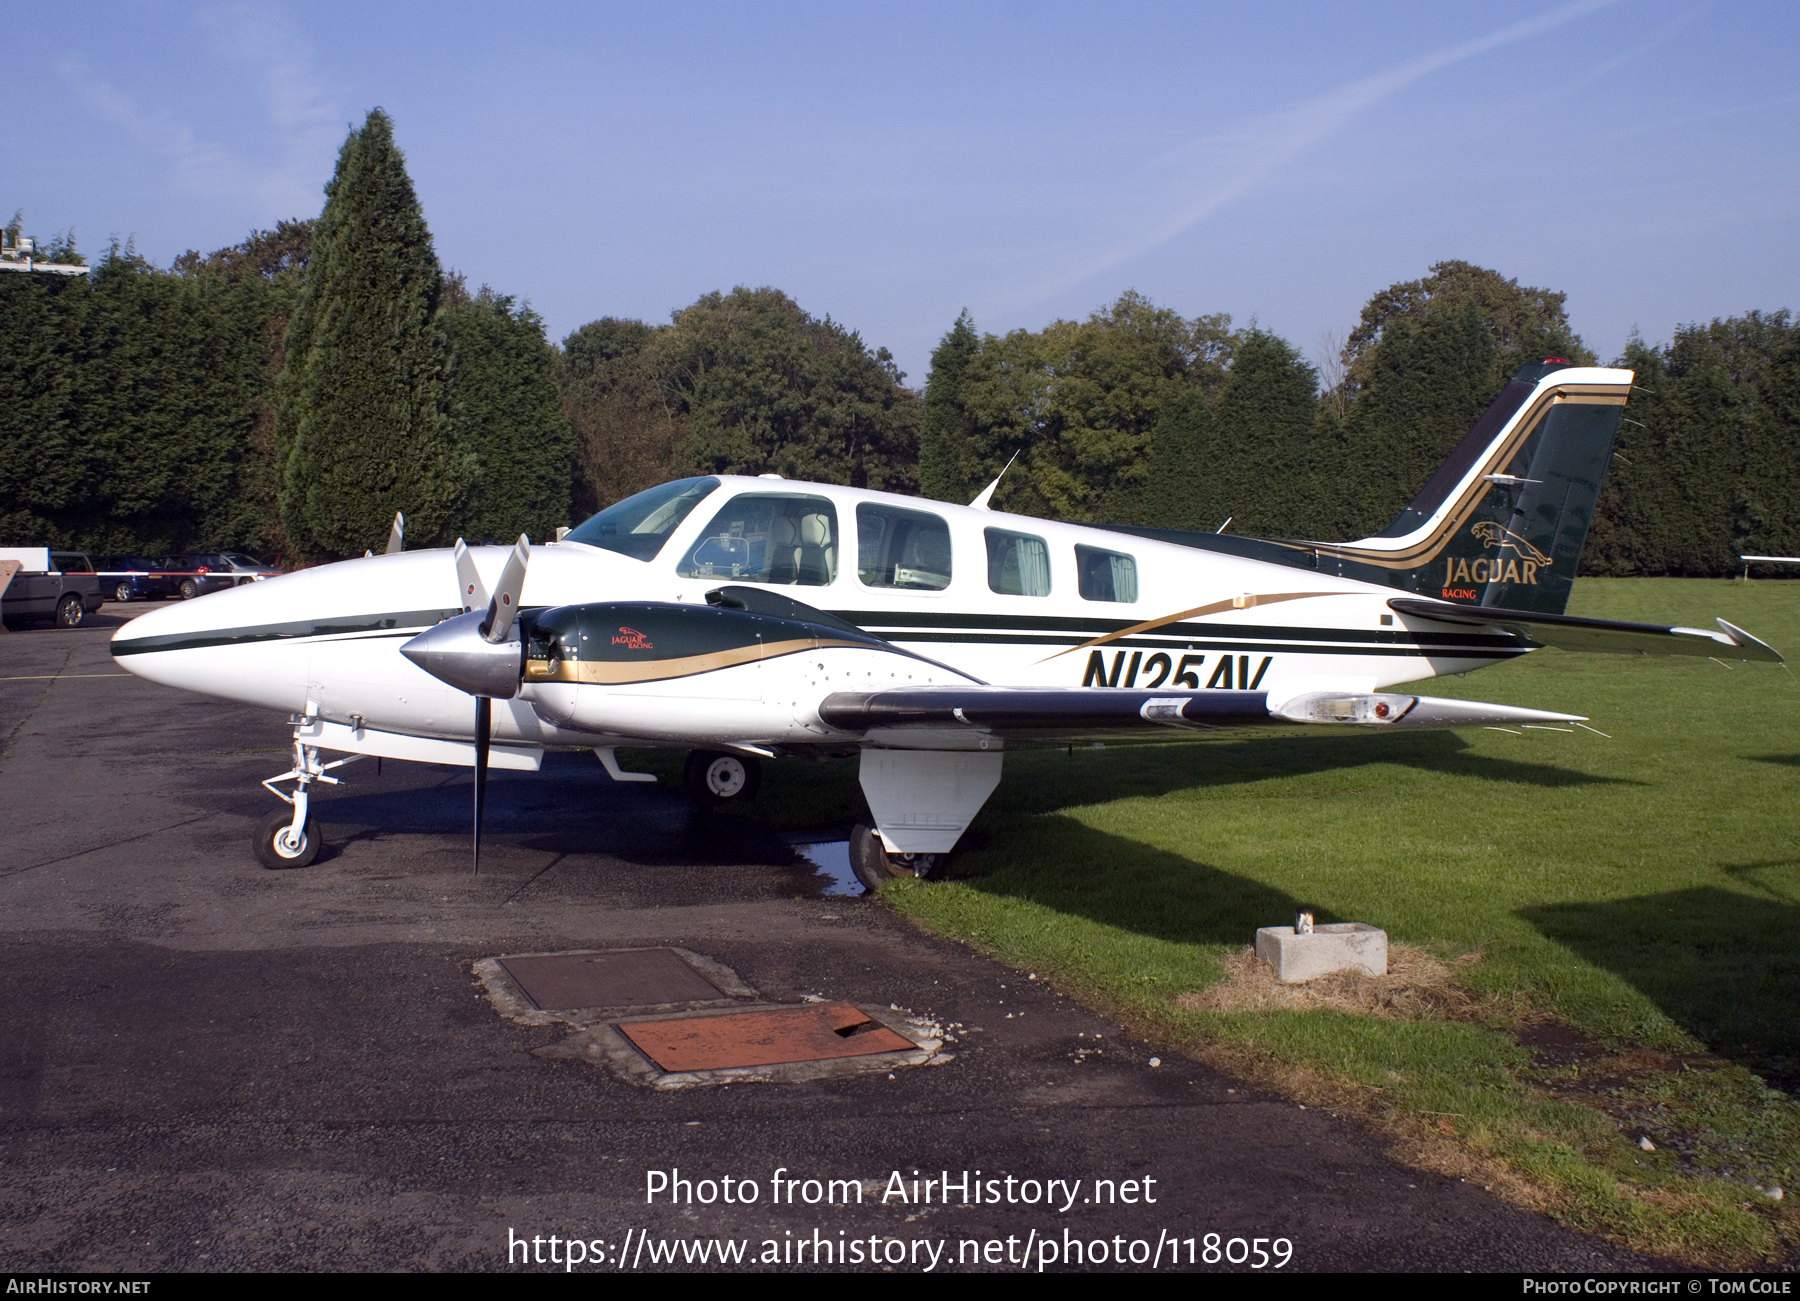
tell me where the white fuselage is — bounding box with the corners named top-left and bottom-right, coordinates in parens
top-left (112, 478), bottom-right (1517, 753)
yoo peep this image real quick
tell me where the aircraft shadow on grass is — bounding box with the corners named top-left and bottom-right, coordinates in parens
top-left (991, 729), bottom-right (1635, 818)
top-left (304, 727), bottom-right (1627, 878)
top-left (1520, 886), bottom-right (1800, 1091)
top-left (952, 816), bottom-right (1306, 951)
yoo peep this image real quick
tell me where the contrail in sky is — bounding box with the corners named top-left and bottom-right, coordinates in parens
top-left (1011, 0), bottom-right (1621, 311)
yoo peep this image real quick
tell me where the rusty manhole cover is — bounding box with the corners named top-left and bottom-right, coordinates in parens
top-left (499, 949), bottom-right (724, 1010)
top-left (619, 1003), bottom-right (917, 1071)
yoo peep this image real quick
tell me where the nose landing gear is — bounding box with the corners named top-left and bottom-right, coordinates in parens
top-left (255, 706), bottom-right (361, 869)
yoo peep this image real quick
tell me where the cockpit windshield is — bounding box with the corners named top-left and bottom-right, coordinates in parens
top-left (563, 477), bottom-right (720, 561)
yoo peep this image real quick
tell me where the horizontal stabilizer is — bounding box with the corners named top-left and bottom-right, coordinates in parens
top-left (1388, 597), bottom-right (1783, 662)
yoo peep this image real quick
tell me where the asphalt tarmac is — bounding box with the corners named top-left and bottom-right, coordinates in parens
top-left (0, 603), bottom-right (1662, 1273)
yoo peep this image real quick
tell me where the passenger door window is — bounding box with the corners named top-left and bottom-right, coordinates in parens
top-left (1075, 545), bottom-right (1137, 602)
top-left (856, 504), bottom-right (952, 591)
top-left (985, 528), bottom-right (1051, 596)
top-left (677, 493), bottom-right (839, 587)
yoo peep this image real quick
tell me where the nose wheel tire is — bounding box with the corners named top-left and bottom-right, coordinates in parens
top-left (683, 750), bottom-right (762, 805)
top-left (54, 594), bottom-right (85, 628)
top-left (849, 818), bottom-right (948, 890)
top-left (255, 809), bottom-right (321, 870)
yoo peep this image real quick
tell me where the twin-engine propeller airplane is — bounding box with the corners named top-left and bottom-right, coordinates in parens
top-left (113, 360), bottom-right (1781, 889)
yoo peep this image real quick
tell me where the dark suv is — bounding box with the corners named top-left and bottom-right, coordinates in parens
top-left (0, 552), bottom-right (106, 628)
top-left (166, 552), bottom-right (282, 599)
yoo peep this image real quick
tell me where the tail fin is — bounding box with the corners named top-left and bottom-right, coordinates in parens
top-left (1315, 360), bottom-right (1631, 614)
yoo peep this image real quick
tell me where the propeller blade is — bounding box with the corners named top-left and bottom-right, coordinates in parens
top-left (472, 695), bottom-right (491, 876)
top-left (453, 539), bottom-right (487, 614)
top-left (386, 511), bottom-right (405, 555)
top-left (482, 534), bottom-right (530, 644)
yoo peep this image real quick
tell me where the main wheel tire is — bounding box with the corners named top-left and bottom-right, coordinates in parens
top-left (54, 594), bottom-right (84, 628)
top-left (682, 750), bottom-right (762, 805)
top-left (255, 808), bottom-right (321, 870)
top-left (179, 578), bottom-right (200, 600)
top-left (848, 818), bottom-right (948, 891)
top-left (114, 582), bottom-right (134, 603)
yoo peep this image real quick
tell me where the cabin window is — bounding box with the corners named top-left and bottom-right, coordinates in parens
top-left (565, 476), bottom-right (719, 561)
top-left (856, 504), bottom-right (952, 591)
top-left (677, 493), bottom-right (839, 586)
top-left (1076, 545), bottom-right (1137, 602)
top-left (984, 528), bottom-right (1051, 597)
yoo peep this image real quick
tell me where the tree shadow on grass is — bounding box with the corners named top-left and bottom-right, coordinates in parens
top-left (1520, 888), bottom-right (1800, 1090)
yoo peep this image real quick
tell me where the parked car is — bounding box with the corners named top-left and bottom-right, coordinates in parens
top-left (165, 552), bottom-right (282, 599)
top-left (95, 554), bottom-right (180, 603)
top-left (0, 549), bottom-right (107, 628)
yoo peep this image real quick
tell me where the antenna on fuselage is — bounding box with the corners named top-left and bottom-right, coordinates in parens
top-left (969, 452), bottom-right (1020, 511)
top-left (385, 512), bottom-right (405, 554)
top-left (1216, 517), bottom-right (1232, 534)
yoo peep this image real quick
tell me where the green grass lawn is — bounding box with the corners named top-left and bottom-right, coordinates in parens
top-left (642, 578), bottom-right (1800, 1263)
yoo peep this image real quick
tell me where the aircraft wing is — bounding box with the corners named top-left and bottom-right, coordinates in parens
top-left (1387, 597), bottom-right (1783, 662)
top-left (817, 685), bottom-right (1586, 746)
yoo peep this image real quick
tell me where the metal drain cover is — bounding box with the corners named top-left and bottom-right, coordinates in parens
top-left (619, 1003), bottom-right (917, 1071)
top-left (499, 949), bottom-right (724, 1010)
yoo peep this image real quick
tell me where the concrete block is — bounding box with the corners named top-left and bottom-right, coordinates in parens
top-left (1254, 923), bottom-right (1387, 984)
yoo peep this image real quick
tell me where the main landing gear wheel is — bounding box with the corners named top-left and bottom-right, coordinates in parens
top-left (683, 750), bottom-right (762, 805)
top-left (255, 808), bottom-right (320, 870)
top-left (849, 818), bottom-right (948, 891)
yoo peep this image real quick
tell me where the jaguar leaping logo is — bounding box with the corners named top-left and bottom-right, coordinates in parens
top-left (1471, 521), bottom-right (1552, 566)
top-left (612, 626), bottom-right (654, 650)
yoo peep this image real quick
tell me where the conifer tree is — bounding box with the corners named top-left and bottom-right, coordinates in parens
top-left (276, 109), bottom-right (464, 557)
top-left (0, 267), bottom-right (83, 547)
top-left (442, 289), bottom-right (572, 543)
top-left (919, 310), bottom-right (981, 504)
top-left (1335, 298), bottom-right (1497, 538)
top-left (1136, 387), bottom-right (1217, 530)
top-left (1211, 329), bottom-right (1319, 537)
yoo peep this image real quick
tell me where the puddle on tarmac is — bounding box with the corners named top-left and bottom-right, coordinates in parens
top-left (794, 841), bottom-right (864, 897)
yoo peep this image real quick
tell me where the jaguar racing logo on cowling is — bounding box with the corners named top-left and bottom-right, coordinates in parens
top-left (611, 626), bottom-right (654, 650)
top-left (1441, 522), bottom-right (1553, 598)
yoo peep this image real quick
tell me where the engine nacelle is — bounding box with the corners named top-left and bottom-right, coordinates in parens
top-left (513, 600), bottom-right (970, 743)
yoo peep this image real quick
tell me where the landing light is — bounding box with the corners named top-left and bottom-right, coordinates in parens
top-left (1273, 692), bottom-right (1418, 725)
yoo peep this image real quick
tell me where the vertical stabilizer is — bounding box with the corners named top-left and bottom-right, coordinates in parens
top-left (1315, 361), bottom-right (1631, 614)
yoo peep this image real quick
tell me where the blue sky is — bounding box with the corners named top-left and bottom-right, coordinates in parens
top-left (10, 1), bottom-right (1797, 383)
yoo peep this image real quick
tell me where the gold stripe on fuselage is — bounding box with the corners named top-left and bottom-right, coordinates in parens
top-left (1041, 591), bottom-right (1348, 661)
top-left (525, 637), bottom-right (869, 685)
